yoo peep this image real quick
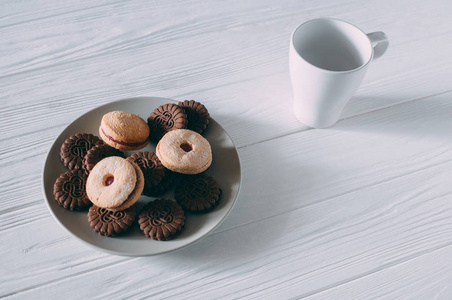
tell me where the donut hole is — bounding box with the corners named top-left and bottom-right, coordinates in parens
top-left (180, 142), bottom-right (193, 152)
top-left (103, 174), bottom-right (115, 186)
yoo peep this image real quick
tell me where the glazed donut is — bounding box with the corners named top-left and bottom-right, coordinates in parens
top-left (156, 129), bottom-right (212, 174)
top-left (86, 156), bottom-right (144, 210)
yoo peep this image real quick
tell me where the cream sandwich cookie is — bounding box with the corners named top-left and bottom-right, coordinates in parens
top-left (99, 111), bottom-right (150, 150)
top-left (156, 129), bottom-right (212, 174)
top-left (86, 156), bottom-right (144, 211)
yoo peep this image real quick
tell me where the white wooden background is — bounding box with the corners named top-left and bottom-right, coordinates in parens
top-left (1, 0), bottom-right (452, 299)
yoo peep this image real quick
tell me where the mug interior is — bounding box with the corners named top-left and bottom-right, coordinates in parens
top-left (292, 19), bottom-right (372, 72)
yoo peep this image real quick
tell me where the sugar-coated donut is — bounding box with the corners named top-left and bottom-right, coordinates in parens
top-left (86, 156), bottom-right (144, 210)
top-left (99, 111), bottom-right (149, 150)
top-left (156, 129), bottom-right (212, 174)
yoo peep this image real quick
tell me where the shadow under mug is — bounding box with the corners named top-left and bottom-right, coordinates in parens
top-left (289, 18), bottom-right (389, 128)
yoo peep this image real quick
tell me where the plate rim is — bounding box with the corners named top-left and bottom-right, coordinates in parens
top-left (41, 96), bottom-right (242, 256)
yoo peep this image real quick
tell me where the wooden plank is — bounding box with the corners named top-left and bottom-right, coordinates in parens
top-left (2, 0), bottom-right (452, 298)
top-left (1, 0), bottom-right (452, 148)
top-left (306, 245), bottom-right (452, 299)
top-left (2, 89), bottom-right (451, 298)
top-left (2, 151), bottom-right (451, 298)
top-left (2, 89), bottom-right (451, 234)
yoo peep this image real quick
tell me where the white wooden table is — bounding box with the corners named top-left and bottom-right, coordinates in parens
top-left (2, 0), bottom-right (452, 299)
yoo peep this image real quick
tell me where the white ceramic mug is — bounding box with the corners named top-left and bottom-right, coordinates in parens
top-left (289, 18), bottom-right (389, 128)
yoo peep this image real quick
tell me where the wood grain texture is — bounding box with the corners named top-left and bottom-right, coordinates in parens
top-left (1, 0), bottom-right (452, 298)
top-left (308, 245), bottom-right (452, 299)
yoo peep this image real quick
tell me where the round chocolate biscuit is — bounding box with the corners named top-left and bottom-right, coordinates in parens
top-left (178, 100), bottom-right (210, 134)
top-left (145, 170), bottom-right (174, 196)
top-left (53, 170), bottom-right (92, 211)
top-left (138, 199), bottom-right (185, 241)
top-left (174, 174), bottom-right (221, 213)
top-left (60, 133), bottom-right (103, 170)
top-left (83, 144), bottom-right (124, 173)
top-left (126, 152), bottom-right (171, 196)
top-left (147, 103), bottom-right (187, 140)
top-left (88, 205), bottom-right (136, 237)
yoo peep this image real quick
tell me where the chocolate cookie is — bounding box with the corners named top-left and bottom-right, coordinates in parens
top-left (60, 133), bottom-right (103, 170)
top-left (53, 170), bottom-right (92, 211)
top-left (138, 199), bottom-right (185, 241)
top-left (178, 100), bottom-right (210, 134)
top-left (174, 174), bottom-right (221, 213)
top-left (126, 152), bottom-right (172, 196)
top-left (83, 144), bottom-right (124, 173)
top-left (147, 103), bottom-right (187, 140)
top-left (88, 205), bottom-right (136, 237)
top-left (146, 171), bottom-right (174, 196)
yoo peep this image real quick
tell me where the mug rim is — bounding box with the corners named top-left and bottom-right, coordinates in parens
top-left (290, 18), bottom-right (373, 74)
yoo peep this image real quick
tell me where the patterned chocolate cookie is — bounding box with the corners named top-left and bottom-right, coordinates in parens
top-left (178, 100), bottom-right (210, 134)
top-left (60, 133), bottom-right (103, 170)
top-left (83, 144), bottom-right (124, 173)
top-left (146, 171), bottom-right (174, 196)
top-left (53, 170), bottom-right (92, 211)
top-left (126, 152), bottom-right (172, 196)
top-left (147, 103), bottom-right (187, 140)
top-left (138, 199), bottom-right (185, 241)
top-left (174, 174), bottom-right (221, 213)
top-left (88, 205), bottom-right (136, 237)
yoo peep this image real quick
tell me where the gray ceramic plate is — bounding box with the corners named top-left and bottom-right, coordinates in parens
top-left (42, 97), bottom-right (241, 256)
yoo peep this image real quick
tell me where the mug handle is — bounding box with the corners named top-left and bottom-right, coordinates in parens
top-left (367, 31), bottom-right (389, 60)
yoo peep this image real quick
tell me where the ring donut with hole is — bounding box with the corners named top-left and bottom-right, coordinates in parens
top-left (156, 129), bottom-right (212, 174)
top-left (86, 156), bottom-right (144, 211)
